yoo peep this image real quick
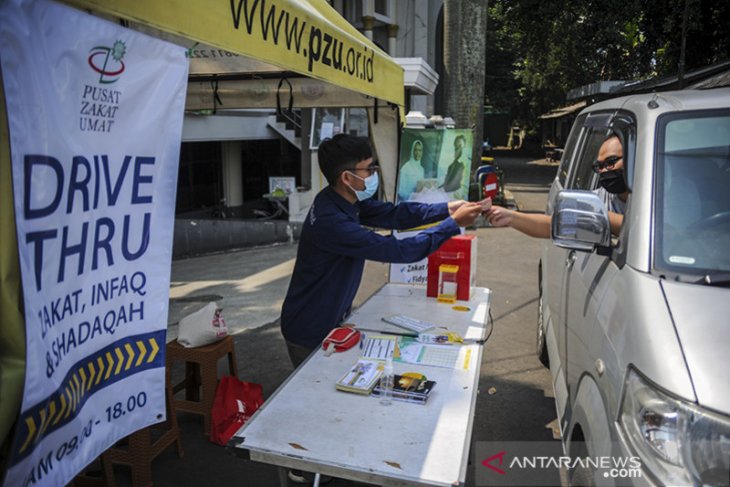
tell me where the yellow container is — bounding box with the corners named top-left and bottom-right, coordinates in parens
top-left (437, 264), bottom-right (459, 303)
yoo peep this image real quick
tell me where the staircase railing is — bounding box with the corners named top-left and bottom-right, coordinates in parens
top-left (276, 78), bottom-right (301, 137)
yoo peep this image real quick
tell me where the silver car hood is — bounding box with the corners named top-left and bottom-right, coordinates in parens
top-left (662, 280), bottom-right (730, 414)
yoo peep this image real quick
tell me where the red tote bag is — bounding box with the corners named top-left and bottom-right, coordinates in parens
top-left (210, 375), bottom-right (264, 446)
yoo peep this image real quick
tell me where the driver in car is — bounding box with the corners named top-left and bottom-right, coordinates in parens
top-left (486, 134), bottom-right (628, 237)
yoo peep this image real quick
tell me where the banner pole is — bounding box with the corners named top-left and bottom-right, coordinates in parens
top-left (0, 69), bottom-right (26, 464)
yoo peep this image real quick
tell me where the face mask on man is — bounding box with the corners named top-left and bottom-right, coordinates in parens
top-left (346, 171), bottom-right (379, 201)
top-left (598, 169), bottom-right (627, 194)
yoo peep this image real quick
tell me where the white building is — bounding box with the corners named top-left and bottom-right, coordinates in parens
top-left (179, 0), bottom-right (444, 225)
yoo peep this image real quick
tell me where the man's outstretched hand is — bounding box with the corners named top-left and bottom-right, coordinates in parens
top-left (486, 205), bottom-right (514, 227)
top-left (448, 200), bottom-right (468, 214)
top-left (451, 202), bottom-right (483, 227)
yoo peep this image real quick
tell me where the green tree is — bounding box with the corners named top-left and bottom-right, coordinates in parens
top-left (507, 0), bottom-right (647, 123)
top-left (640, 0), bottom-right (730, 77)
top-left (484, 0), bottom-right (729, 132)
top-left (483, 1), bottom-right (522, 117)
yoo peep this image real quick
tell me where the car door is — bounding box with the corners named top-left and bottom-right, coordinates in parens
top-left (560, 113), bottom-right (630, 433)
top-left (541, 115), bottom-right (587, 421)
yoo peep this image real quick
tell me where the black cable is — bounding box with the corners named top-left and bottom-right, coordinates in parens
top-left (482, 308), bottom-right (495, 344)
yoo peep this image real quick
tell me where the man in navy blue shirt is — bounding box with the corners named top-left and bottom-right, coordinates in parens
top-left (280, 134), bottom-right (483, 367)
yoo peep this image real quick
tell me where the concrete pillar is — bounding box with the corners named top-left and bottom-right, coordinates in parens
top-left (362, 15), bottom-right (374, 41)
top-left (221, 141), bottom-right (243, 207)
top-left (387, 24), bottom-right (398, 55)
top-left (413, 1), bottom-right (429, 59)
top-left (386, 0), bottom-right (397, 54)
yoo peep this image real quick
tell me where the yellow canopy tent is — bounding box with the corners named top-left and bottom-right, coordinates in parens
top-left (69, 0), bottom-right (404, 106)
top-left (74, 0), bottom-right (405, 202)
top-left (0, 0), bottom-right (404, 449)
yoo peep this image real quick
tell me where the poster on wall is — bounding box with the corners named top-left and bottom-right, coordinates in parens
top-left (389, 128), bottom-right (473, 284)
top-left (0, 1), bottom-right (188, 485)
top-left (346, 108), bottom-right (369, 137)
top-left (310, 108), bottom-right (345, 149)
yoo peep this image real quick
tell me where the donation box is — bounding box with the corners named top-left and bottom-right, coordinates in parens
top-left (427, 235), bottom-right (477, 301)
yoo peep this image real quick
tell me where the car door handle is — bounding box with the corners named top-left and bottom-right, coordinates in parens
top-left (566, 251), bottom-right (576, 268)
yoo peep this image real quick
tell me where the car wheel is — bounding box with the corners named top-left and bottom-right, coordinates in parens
top-left (569, 441), bottom-right (596, 486)
top-left (537, 283), bottom-right (549, 367)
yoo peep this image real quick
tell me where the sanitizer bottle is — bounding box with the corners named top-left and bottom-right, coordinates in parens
top-left (379, 357), bottom-right (394, 406)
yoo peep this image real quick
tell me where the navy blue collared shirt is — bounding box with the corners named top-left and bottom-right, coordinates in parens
top-left (280, 186), bottom-right (460, 349)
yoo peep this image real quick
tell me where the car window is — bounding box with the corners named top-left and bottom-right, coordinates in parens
top-left (566, 112), bottom-right (615, 190)
top-left (557, 114), bottom-right (586, 186)
top-left (655, 109), bottom-right (730, 276)
top-left (570, 131), bottom-right (604, 190)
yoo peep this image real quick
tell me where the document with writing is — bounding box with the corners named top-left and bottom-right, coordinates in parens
top-left (360, 335), bottom-right (397, 360)
top-left (397, 337), bottom-right (472, 371)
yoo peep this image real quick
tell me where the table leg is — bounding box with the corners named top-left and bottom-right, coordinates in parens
top-left (277, 466), bottom-right (288, 487)
top-left (313, 473), bottom-right (321, 487)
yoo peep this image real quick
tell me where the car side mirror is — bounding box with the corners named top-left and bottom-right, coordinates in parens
top-left (551, 190), bottom-right (611, 253)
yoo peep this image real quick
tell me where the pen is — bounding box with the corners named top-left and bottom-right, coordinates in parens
top-left (381, 330), bottom-right (417, 338)
top-left (358, 327), bottom-right (417, 338)
top-left (349, 370), bottom-right (362, 386)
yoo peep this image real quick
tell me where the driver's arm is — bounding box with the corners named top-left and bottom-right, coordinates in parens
top-left (487, 206), bottom-right (551, 238)
top-left (608, 211), bottom-right (623, 236)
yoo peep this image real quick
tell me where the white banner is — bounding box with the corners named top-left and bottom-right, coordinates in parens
top-left (0, 1), bottom-right (188, 485)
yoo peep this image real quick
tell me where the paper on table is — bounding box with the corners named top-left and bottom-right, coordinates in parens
top-left (361, 335), bottom-right (397, 360)
top-left (361, 335), bottom-right (473, 370)
top-left (397, 340), bottom-right (423, 363)
top-left (397, 337), bottom-right (471, 370)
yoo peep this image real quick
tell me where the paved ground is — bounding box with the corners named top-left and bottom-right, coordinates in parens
top-left (103, 156), bottom-right (563, 487)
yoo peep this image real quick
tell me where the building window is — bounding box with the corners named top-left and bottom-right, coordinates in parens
top-left (177, 141), bottom-right (222, 214)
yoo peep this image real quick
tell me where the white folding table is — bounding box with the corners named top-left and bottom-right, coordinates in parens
top-left (231, 283), bottom-right (491, 486)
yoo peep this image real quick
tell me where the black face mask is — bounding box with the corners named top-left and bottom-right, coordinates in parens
top-left (598, 170), bottom-right (627, 194)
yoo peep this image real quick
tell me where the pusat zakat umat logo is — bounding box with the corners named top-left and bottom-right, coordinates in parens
top-left (88, 40), bottom-right (126, 84)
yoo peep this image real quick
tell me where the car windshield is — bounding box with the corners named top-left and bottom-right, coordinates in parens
top-left (655, 110), bottom-right (730, 279)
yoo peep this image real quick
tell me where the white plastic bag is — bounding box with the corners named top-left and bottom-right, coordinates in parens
top-left (177, 302), bottom-right (228, 347)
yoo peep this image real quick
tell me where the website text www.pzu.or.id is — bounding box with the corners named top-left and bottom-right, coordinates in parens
top-left (229, 0), bottom-right (375, 82)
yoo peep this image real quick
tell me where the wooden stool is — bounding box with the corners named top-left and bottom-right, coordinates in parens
top-left (166, 335), bottom-right (238, 435)
top-left (69, 456), bottom-right (107, 487)
top-left (102, 385), bottom-right (183, 487)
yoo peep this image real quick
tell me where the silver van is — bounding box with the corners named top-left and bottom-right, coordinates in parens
top-left (538, 88), bottom-right (730, 486)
